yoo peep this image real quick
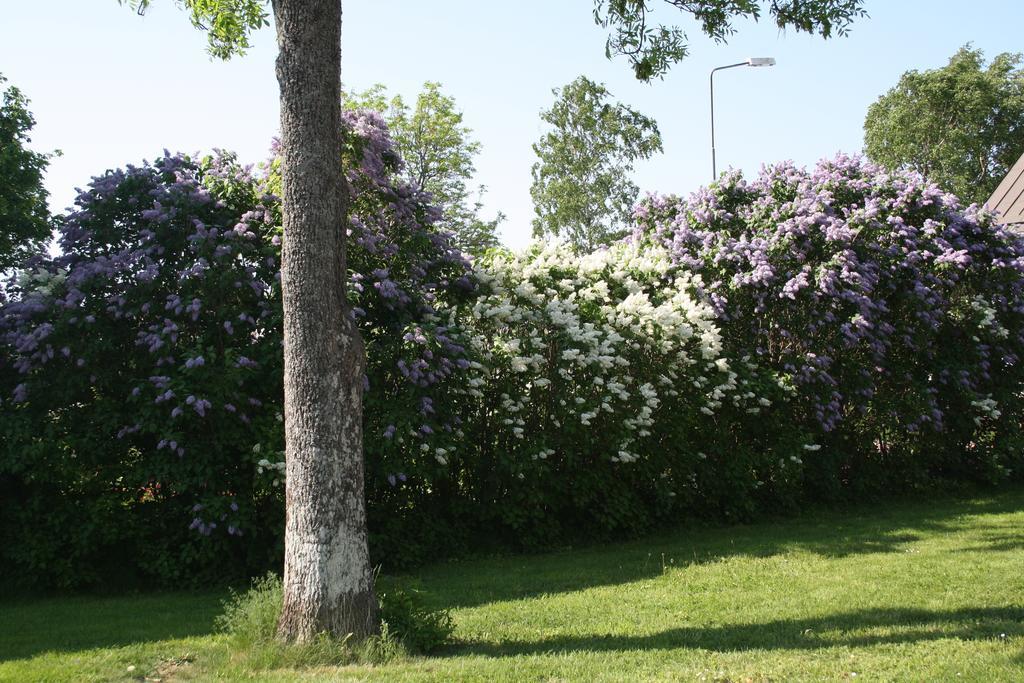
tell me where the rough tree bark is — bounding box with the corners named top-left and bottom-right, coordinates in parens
top-left (272, 0), bottom-right (379, 642)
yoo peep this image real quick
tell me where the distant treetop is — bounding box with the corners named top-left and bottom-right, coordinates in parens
top-left (0, 73), bottom-right (53, 270)
top-left (864, 45), bottom-right (1024, 206)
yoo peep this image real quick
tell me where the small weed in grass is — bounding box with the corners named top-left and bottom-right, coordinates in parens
top-left (216, 573), bottom-right (283, 651)
top-left (379, 585), bottom-right (454, 654)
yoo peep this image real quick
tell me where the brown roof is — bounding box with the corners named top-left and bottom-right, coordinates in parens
top-left (988, 152), bottom-right (1024, 225)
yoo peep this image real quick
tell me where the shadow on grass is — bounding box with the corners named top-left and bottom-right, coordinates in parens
top-left (414, 488), bottom-right (1024, 610)
top-left (0, 591), bottom-right (225, 662)
top-left (957, 531), bottom-right (1024, 554)
top-left (453, 606), bottom-right (1024, 657)
top-left (4, 488), bottom-right (1023, 663)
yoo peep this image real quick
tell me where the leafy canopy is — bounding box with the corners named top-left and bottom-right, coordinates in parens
top-left (343, 82), bottom-right (503, 256)
top-left (0, 73), bottom-right (52, 271)
top-left (530, 76), bottom-right (661, 252)
top-left (864, 45), bottom-right (1024, 206)
top-left (594, 0), bottom-right (867, 81)
top-left (120, 0), bottom-right (269, 59)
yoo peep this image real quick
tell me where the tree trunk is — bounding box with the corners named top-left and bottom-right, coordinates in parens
top-left (272, 0), bottom-right (379, 642)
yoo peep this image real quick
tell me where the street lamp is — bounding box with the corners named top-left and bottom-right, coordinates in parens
top-left (710, 57), bottom-right (776, 179)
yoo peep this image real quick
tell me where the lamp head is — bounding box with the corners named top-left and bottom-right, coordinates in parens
top-left (747, 57), bottom-right (776, 67)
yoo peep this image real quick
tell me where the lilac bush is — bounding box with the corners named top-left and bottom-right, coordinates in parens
top-left (0, 151), bottom-right (283, 587)
top-left (634, 155), bottom-right (1024, 490)
top-left (453, 240), bottom-right (795, 539)
top-left (267, 111), bottom-right (478, 491)
top-left (0, 110), bottom-right (476, 587)
top-left (325, 112), bottom-right (480, 561)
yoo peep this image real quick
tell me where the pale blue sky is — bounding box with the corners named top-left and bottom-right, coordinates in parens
top-left (3, 1), bottom-right (1022, 249)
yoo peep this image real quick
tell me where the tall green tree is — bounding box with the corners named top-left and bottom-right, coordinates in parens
top-left (344, 82), bottom-right (502, 256)
top-left (593, 0), bottom-right (867, 81)
top-left (121, 0), bottom-right (379, 641)
top-left (864, 45), bottom-right (1024, 206)
top-left (0, 74), bottom-right (52, 271)
top-left (531, 76), bottom-right (661, 252)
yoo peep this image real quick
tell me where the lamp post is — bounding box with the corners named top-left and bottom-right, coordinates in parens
top-left (710, 57), bottom-right (775, 179)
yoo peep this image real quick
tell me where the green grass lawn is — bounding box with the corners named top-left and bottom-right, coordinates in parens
top-left (3, 488), bottom-right (1024, 682)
